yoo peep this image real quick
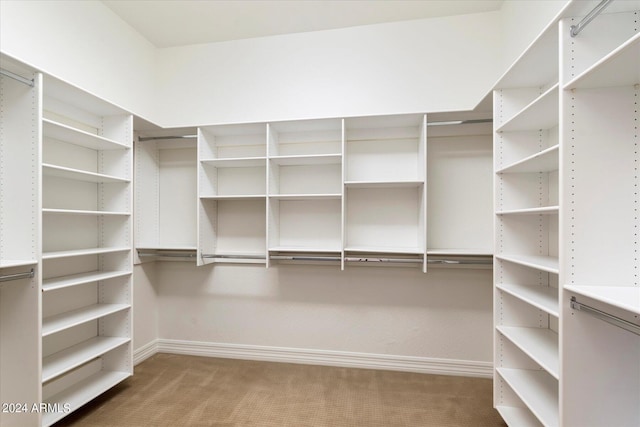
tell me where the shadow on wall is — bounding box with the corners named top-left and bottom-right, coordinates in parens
top-left (152, 262), bottom-right (492, 310)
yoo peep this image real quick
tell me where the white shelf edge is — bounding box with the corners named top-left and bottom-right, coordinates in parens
top-left (497, 145), bottom-right (559, 174)
top-left (497, 283), bottom-right (559, 317)
top-left (564, 285), bottom-right (640, 316)
top-left (42, 247), bottom-right (131, 260)
top-left (200, 157), bottom-right (266, 167)
top-left (344, 180), bottom-right (424, 188)
top-left (496, 405), bottom-right (542, 427)
top-left (136, 246), bottom-right (197, 251)
top-left (42, 370), bottom-right (130, 427)
top-left (268, 193), bottom-right (342, 200)
top-left (497, 368), bottom-right (559, 427)
top-left (42, 270), bottom-right (131, 292)
top-left (43, 118), bottom-right (129, 150)
top-left (497, 206), bottom-right (559, 215)
top-left (496, 84), bottom-right (559, 133)
top-left (43, 208), bottom-right (130, 216)
top-left (268, 246), bottom-right (343, 253)
top-left (0, 259), bottom-right (38, 269)
top-left (42, 163), bottom-right (130, 183)
top-left (199, 195), bottom-right (267, 200)
top-left (344, 246), bottom-right (424, 255)
top-left (269, 153), bottom-right (342, 165)
top-left (426, 248), bottom-right (493, 256)
top-left (496, 254), bottom-right (559, 274)
top-left (497, 326), bottom-right (559, 379)
top-left (42, 303), bottom-right (130, 337)
top-left (42, 336), bottom-right (130, 383)
top-left (564, 32), bottom-right (640, 90)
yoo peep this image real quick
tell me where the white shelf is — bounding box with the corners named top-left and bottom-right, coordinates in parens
top-left (200, 194), bottom-right (266, 200)
top-left (42, 303), bottom-right (130, 337)
top-left (565, 33), bottom-right (640, 90)
top-left (269, 193), bottom-right (341, 200)
top-left (270, 154), bottom-right (341, 165)
top-left (269, 246), bottom-right (342, 253)
top-left (497, 206), bottom-right (559, 215)
top-left (344, 246), bottom-right (423, 255)
top-left (0, 259), bottom-right (37, 269)
top-left (497, 145), bottom-right (559, 174)
top-left (200, 157), bottom-right (266, 167)
top-left (344, 180), bottom-right (423, 188)
top-left (496, 254), bottom-right (559, 274)
top-left (42, 270), bottom-right (131, 292)
top-left (496, 406), bottom-right (543, 427)
top-left (497, 84), bottom-right (559, 133)
top-left (497, 368), bottom-right (558, 427)
top-left (497, 326), bottom-right (559, 379)
top-left (426, 248), bottom-right (493, 256)
top-left (43, 118), bottom-right (129, 151)
top-left (43, 208), bottom-right (130, 216)
top-left (136, 246), bottom-right (197, 251)
top-left (42, 164), bottom-right (129, 183)
top-left (42, 370), bottom-right (130, 427)
top-left (497, 283), bottom-right (559, 317)
top-left (42, 247), bottom-right (130, 260)
top-left (42, 336), bottom-right (130, 382)
top-left (565, 285), bottom-right (640, 316)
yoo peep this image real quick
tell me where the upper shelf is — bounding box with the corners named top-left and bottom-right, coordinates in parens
top-left (43, 164), bottom-right (130, 184)
top-left (200, 157), bottom-right (266, 168)
top-left (345, 180), bottom-right (423, 189)
top-left (564, 33), bottom-right (640, 90)
top-left (497, 85), bottom-right (559, 133)
top-left (565, 285), bottom-right (640, 316)
top-left (270, 154), bottom-right (342, 166)
top-left (43, 119), bottom-right (129, 151)
top-left (497, 145), bottom-right (559, 174)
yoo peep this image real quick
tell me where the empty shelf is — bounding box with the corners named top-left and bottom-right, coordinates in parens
top-left (43, 164), bottom-right (129, 183)
top-left (42, 304), bottom-right (130, 337)
top-left (43, 208), bottom-right (130, 216)
top-left (496, 406), bottom-right (543, 427)
top-left (497, 206), bottom-right (559, 215)
top-left (497, 145), bottom-right (559, 174)
top-left (0, 259), bottom-right (37, 269)
top-left (496, 254), bottom-right (559, 274)
top-left (565, 285), bottom-right (640, 316)
top-left (42, 247), bottom-right (130, 260)
top-left (200, 157), bottom-right (266, 167)
top-left (497, 326), bottom-right (559, 379)
top-left (43, 270), bottom-right (131, 292)
top-left (42, 336), bottom-right (130, 383)
top-left (43, 118), bottom-right (129, 151)
top-left (345, 180), bottom-right (423, 188)
top-left (497, 85), bottom-right (559, 133)
top-left (497, 368), bottom-right (558, 427)
top-left (497, 283), bottom-right (559, 317)
top-left (270, 154), bottom-right (342, 165)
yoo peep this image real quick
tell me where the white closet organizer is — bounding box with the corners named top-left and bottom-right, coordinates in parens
top-left (40, 76), bottom-right (133, 426)
top-left (267, 119), bottom-right (343, 266)
top-left (426, 114), bottom-right (493, 261)
top-left (198, 123), bottom-right (268, 265)
top-left (493, 2), bottom-right (640, 426)
top-left (344, 114), bottom-right (428, 271)
top-left (493, 12), bottom-right (561, 427)
top-left (560, 8), bottom-right (640, 427)
top-left (135, 132), bottom-right (197, 263)
top-left (0, 65), bottom-right (41, 427)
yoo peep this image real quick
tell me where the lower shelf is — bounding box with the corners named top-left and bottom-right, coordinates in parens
top-left (497, 368), bottom-right (558, 427)
top-left (42, 336), bottom-right (130, 382)
top-left (496, 405), bottom-right (543, 427)
top-left (42, 370), bottom-right (130, 427)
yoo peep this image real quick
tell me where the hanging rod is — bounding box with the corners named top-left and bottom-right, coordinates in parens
top-left (427, 258), bottom-right (493, 265)
top-left (0, 68), bottom-right (35, 87)
top-left (345, 257), bottom-right (422, 264)
top-left (201, 254), bottom-right (266, 260)
top-left (0, 268), bottom-right (35, 283)
top-left (570, 0), bottom-right (614, 37)
top-left (570, 297), bottom-right (640, 336)
top-left (137, 251), bottom-right (197, 258)
top-left (138, 135), bottom-right (196, 142)
top-left (271, 255), bottom-right (341, 262)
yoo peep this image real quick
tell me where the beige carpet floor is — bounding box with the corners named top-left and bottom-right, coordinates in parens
top-left (54, 353), bottom-right (506, 427)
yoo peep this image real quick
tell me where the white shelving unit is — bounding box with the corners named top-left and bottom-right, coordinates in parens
top-left (40, 75), bottom-right (133, 426)
top-left (493, 12), bottom-right (560, 426)
top-left (426, 115), bottom-right (493, 259)
top-left (494, 3), bottom-right (640, 426)
top-left (560, 8), bottom-right (640, 427)
top-left (197, 123), bottom-right (267, 265)
top-left (267, 119), bottom-right (343, 263)
top-left (134, 132), bottom-right (197, 262)
top-left (344, 114), bottom-right (427, 271)
top-left (0, 62), bottom-right (42, 427)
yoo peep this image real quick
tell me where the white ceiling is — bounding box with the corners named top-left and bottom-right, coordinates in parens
top-left (102, 0), bottom-right (504, 48)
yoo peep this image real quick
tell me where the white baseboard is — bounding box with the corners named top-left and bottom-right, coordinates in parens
top-left (133, 339), bottom-right (159, 366)
top-left (153, 339), bottom-right (492, 378)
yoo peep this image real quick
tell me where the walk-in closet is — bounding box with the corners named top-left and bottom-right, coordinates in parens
top-left (0, 0), bottom-right (638, 426)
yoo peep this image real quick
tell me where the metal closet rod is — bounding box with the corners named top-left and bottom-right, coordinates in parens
top-left (570, 0), bottom-right (614, 37)
top-left (0, 268), bottom-right (35, 283)
top-left (137, 251), bottom-right (197, 258)
top-left (138, 135), bottom-right (197, 142)
top-left (570, 297), bottom-right (640, 336)
top-left (0, 68), bottom-right (35, 87)
top-left (201, 254), bottom-right (266, 260)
